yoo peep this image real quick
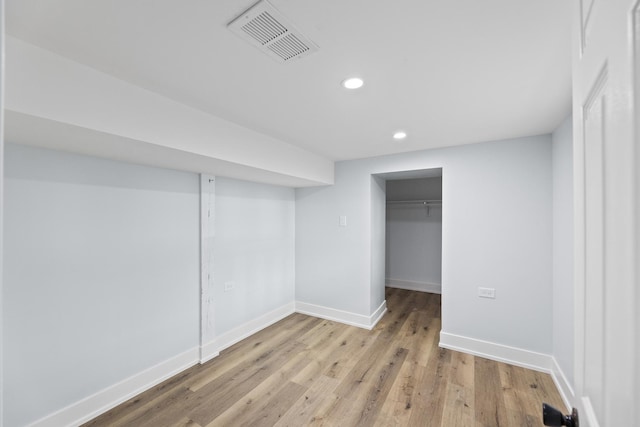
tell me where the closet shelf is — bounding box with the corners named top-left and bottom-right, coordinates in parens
top-left (386, 199), bottom-right (442, 206)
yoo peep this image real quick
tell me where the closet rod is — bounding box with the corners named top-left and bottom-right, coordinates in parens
top-left (386, 199), bottom-right (442, 205)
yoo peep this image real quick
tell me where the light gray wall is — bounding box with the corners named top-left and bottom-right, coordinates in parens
top-left (296, 164), bottom-right (373, 315)
top-left (213, 177), bottom-right (295, 335)
top-left (3, 144), bottom-right (201, 427)
top-left (1, 1), bottom-right (5, 424)
top-left (386, 177), bottom-right (442, 286)
top-left (370, 176), bottom-right (386, 313)
top-left (552, 116), bottom-right (574, 386)
top-left (296, 135), bottom-right (553, 353)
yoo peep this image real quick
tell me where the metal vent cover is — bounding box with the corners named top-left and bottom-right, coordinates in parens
top-left (228, 0), bottom-right (318, 63)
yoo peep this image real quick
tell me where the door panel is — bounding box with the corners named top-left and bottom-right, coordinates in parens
top-left (572, 0), bottom-right (638, 426)
top-left (582, 67), bottom-right (607, 419)
top-left (580, 0), bottom-right (596, 53)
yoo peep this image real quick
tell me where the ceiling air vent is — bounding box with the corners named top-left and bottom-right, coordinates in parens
top-left (228, 0), bottom-right (318, 63)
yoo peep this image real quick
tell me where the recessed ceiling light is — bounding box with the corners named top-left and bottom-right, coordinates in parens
top-left (342, 77), bottom-right (364, 89)
top-left (393, 131), bottom-right (407, 140)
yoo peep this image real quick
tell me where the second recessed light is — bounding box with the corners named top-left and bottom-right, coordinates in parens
top-left (393, 131), bottom-right (407, 140)
top-left (342, 77), bottom-right (364, 89)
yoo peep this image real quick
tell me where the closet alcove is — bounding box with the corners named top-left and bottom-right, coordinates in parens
top-left (385, 170), bottom-right (442, 294)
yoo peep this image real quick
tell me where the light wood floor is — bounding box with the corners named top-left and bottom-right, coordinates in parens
top-left (84, 288), bottom-right (565, 426)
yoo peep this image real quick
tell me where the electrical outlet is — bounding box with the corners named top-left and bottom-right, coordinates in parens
top-left (339, 215), bottom-right (347, 227)
top-left (478, 287), bottom-right (496, 299)
top-left (224, 281), bottom-right (235, 292)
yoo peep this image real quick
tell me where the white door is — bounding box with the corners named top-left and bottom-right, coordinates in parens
top-left (572, 0), bottom-right (639, 425)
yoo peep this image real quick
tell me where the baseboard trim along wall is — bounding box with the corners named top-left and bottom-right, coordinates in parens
top-left (295, 300), bottom-right (387, 330)
top-left (199, 302), bottom-right (296, 363)
top-left (199, 341), bottom-right (220, 364)
top-left (31, 300), bottom-right (388, 426)
top-left (386, 278), bottom-right (441, 294)
top-left (28, 347), bottom-right (200, 427)
top-left (440, 332), bottom-right (578, 413)
top-left (439, 331), bottom-right (553, 373)
top-left (550, 357), bottom-right (575, 411)
top-left (30, 305), bottom-right (575, 427)
top-left (440, 332), bottom-right (577, 413)
top-left (369, 300), bottom-right (387, 329)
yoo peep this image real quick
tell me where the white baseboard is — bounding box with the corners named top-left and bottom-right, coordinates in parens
top-left (550, 357), bottom-right (575, 411)
top-left (369, 300), bottom-right (387, 329)
top-left (28, 300), bottom-right (390, 427)
top-left (439, 331), bottom-right (553, 373)
top-left (200, 302), bottom-right (296, 363)
top-left (386, 278), bottom-right (441, 294)
top-left (199, 341), bottom-right (220, 364)
top-left (295, 300), bottom-right (387, 330)
top-left (440, 332), bottom-right (578, 415)
top-left (28, 347), bottom-right (200, 427)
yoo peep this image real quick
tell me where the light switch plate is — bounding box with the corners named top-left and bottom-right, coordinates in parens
top-left (478, 287), bottom-right (496, 299)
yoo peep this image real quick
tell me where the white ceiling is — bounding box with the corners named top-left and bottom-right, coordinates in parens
top-left (6, 0), bottom-right (572, 162)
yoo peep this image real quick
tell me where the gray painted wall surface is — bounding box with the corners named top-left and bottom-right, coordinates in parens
top-left (3, 144), bottom-right (200, 426)
top-left (296, 135), bottom-right (553, 353)
top-left (552, 116), bottom-right (574, 386)
top-left (212, 177), bottom-right (295, 336)
top-left (370, 175), bottom-right (386, 313)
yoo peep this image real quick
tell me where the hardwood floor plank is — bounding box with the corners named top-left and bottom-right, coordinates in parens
top-left (291, 326), bottom-right (365, 387)
top-left (296, 319), bottom-right (347, 347)
top-left (85, 289), bottom-right (565, 427)
top-left (318, 343), bottom-right (409, 426)
top-left (81, 365), bottom-right (201, 427)
top-left (441, 350), bottom-right (475, 427)
top-left (208, 381), bottom-right (308, 427)
top-left (168, 417), bottom-right (202, 427)
top-left (348, 346), bottom-right (408, 426)
top-left (112, 386), bottom-right (196, 427)
top-left (273, 375), bottom-right (339, 427)
top-left (321, 327), bottom-right (380, 381)
top-left (372, 365), bottom-right (427, 427)
top-left (187, 340), bottom-right (308, 426)
top-left (203, 349), bottom-right (313, 427)
top-left (407, 345), bottom-right (451, 426)
top-left (474, 356), bottom-right (510, 427)
top-left (373, 311), bottom-right (435, 426)
top-left (186, 316), bottom-right (323, 393)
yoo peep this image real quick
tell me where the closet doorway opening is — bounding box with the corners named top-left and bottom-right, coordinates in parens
top-left (382, 168), bottom-right (442, 296)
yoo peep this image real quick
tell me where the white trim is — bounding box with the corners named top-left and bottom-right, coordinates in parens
top-left (369, 300), bottom-right (387, 328)
top-left (199, 341), bottom-right (220, 365)
top-left (580, 396), bottom-right (601, 427)
top-left (28, 347), bottom-right (199, 427)
top-left (295, 300), bottom-right (387, 330)
top-left (386, 278), bottom-right (441, 294)
top-left (199, 174), bottom-right (215, 363)
top-left (550, 357), bottom-right (575, 412)
top-left (439, 331), bottom-right (553, 373)
top-left (200, 302), bottom-right (295, 363)
top-left (1, 1), bottom-right (5, 424)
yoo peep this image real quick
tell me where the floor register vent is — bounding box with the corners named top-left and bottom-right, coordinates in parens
top-left (228, 0), bottom-right (318, 63)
